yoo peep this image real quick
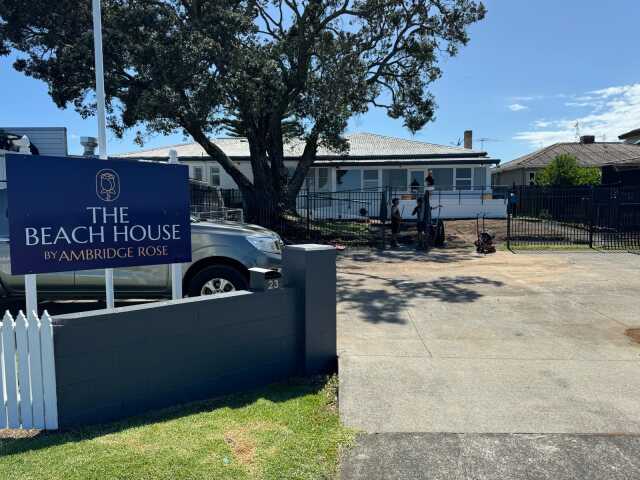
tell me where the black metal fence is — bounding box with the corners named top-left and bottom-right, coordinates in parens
top-left (190, 185), bottom-right (463, 246)
top-left (507, 185), bottom-right (640, 250)
top-left (219, 188), bottom-right (391, 246)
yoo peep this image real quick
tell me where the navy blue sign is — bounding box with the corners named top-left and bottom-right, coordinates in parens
top-left (6, 154), bottom-right (192, 275)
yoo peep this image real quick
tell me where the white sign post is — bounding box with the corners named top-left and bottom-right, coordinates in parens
top-left (24, 273), bottom-right (37, 322)
top-left (92, 0), bottom-right (115, 309)
top-left (168, 149), bottom-right (183, 300)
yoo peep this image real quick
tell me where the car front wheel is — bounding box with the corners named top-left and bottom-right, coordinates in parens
top-left (187, 265), bottom-right (249, 297)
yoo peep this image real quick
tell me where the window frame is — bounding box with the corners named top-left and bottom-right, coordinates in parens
top-left (336, 168), bottom-right (362, 192)
top-left (363, 169), bottom-right (379, 190)
top-left (382, 168), bottom-right (408, 192)
top-left (430, 167), bottom-right (454, 191)
top-left (454, 167), bottom-right (473, 191)
top-left (209, 166), bottom-right (221, 187)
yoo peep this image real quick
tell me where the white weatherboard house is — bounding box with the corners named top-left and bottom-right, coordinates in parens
top-left (122, 132), bottom-right (506, 219)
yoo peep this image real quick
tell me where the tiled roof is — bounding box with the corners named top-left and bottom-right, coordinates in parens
top-left (604, 155), bottom-right (640, 167)
top-left (619, 128), bottom-right (640, 140)
top-left (495, 142), bottom-right (640, 172)
top-left (117, 132), bottom-right (486, 159)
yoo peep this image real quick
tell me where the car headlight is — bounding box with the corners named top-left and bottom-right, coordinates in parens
top-left (247, 235), bottom-right (282, 254)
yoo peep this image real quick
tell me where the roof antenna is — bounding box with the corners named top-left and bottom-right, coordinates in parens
top-left (478, 138), bottom-right (501, 150)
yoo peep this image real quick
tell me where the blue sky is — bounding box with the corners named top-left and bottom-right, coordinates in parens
top-left (1, 0), bottom-right (639, 162)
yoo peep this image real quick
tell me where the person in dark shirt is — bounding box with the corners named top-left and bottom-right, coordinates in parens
top-left (390, 198), bottom-right (401, 247)
top-left (412, 197), bottom-right (426, 248)
top-left (426, 170), bottom-right (435, 188)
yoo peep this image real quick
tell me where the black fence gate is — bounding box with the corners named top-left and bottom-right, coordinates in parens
top-left (507, 186), bottom-right (640, 250)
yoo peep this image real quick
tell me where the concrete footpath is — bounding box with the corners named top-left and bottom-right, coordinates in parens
top-left (341, 433), bottom-right (640, 480)
top-left (337, 250), bottom-right (640, 478)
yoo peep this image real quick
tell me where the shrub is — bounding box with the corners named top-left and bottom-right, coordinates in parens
top-left (535, 154), bottom-right (601, 186)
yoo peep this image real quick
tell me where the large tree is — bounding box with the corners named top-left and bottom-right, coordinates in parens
top-left (0, 0), bottom-right (485, 218)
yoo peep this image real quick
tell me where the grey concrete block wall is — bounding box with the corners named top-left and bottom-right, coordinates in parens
top-left (52, 245), bottom-right (336, 428)
top-left (283, 245), bottom-right (337, 375)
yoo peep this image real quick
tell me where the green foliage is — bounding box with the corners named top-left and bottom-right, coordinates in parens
top-left (0, 0), bottom-right (486, 211)
top-left (535, 154), bottom-right (601, 187)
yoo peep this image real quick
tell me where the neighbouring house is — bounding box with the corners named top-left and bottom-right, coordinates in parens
top-left (118, 131), bottom-right (507, 218)
top-left (492, 135), bottom-right (640, 187)
top-left (602, 156), bottom-right (640, 187)
top-left (0, 127), bottom-right (68, 157)
top-left (619, 128), bottom-right (640, 145)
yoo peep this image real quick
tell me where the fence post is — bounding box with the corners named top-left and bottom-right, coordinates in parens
top-left (0, 313), bottom-right (7, 428)
top-left (28, 309), bottom-right (45, 429)
top-left (506, 201), bottom-right (511, 250)
top-left (15, 312), bottom-right (33, 429)
top-left (283, 245), bottom-right (336, 375)
top-left (588, 186), bottom-right (594, 249)
top-left (1, 311), bottom-right (20, 428)
top-left (40, 311), bottom-right (58, 430)
top-left (306, 193), bottom-right (311, 241)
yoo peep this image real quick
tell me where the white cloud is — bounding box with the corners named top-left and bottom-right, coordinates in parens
top-left (565, 102), bottom-right (594, 108)
top-left (514, 83), bottom-right (640, 148)
top-left (510, 96), bottom-right (538, 102)
top-left (508, 103), bottom-right (528, 112)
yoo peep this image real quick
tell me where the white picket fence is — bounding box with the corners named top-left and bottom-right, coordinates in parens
top-left (0, 310), bottom-right (58, 430)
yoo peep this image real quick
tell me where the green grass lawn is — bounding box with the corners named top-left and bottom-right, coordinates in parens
top-left (0, 376), bottom-right (353, 480)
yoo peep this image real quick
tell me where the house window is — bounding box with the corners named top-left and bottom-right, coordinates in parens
top-left (192, 166), bottom-right (203, 181)
top-left (528, 171), bottom-right (536, 186)
top-left (455, 168), bottom-right (472, 190)
top-left (336, 169), bottom-right (362, 191)
top-left (410, 171), bottom-right (425, 192)
top-left (431, 168), bottom-right (454, 190)
top-left (363, 170), bottom-right (379, 190)
top-left (210, 166), bottom-right (221, 187)
top-left (305, 168), bottom-right (315, 190)
top-left (473, 167), bottom-right (486, 190)
top-left (382, 169), bottom-right (407, 191)
top-left (317, 168), bottom-right (330, 190)
top-left (306, 167), bottom-right (330, 191)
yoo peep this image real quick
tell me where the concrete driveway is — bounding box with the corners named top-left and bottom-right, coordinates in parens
top-left (338, 249), bottom-right (640, 478)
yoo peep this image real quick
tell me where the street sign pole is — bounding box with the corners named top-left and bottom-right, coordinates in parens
top-left (92, 0), bottom-right (114, 309)
top-left (168, 149), bottom-right (183, 300)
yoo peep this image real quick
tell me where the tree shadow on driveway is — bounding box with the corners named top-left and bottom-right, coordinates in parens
top-left (338, 272), bottom-right (504, 324)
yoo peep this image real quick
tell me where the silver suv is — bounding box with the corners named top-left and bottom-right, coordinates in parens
top-left (0, 218), bottom-right (282, 301)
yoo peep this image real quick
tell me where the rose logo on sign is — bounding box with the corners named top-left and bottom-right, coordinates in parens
top-left (96, 169), bottom-right (120, 202)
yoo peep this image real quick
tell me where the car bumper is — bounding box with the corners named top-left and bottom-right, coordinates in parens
top-left (254, 251), bottom-right (282, 270)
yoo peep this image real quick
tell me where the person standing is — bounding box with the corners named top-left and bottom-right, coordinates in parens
top-left (426, 170), bottom-right (435, 188)
top-left (412, 196), bottom-right (426, 249)
top-left (391, 198), bottom-right (402, 248)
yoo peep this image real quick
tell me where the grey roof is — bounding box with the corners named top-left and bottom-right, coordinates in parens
top-left (619, 128), bottom-right (640, 140)
top-left (495, 142), bottom-right (640, 172)
top-left (117, 132), bottom-right (488, 160)
top-left (603, 155), bottom-right (640, 168)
